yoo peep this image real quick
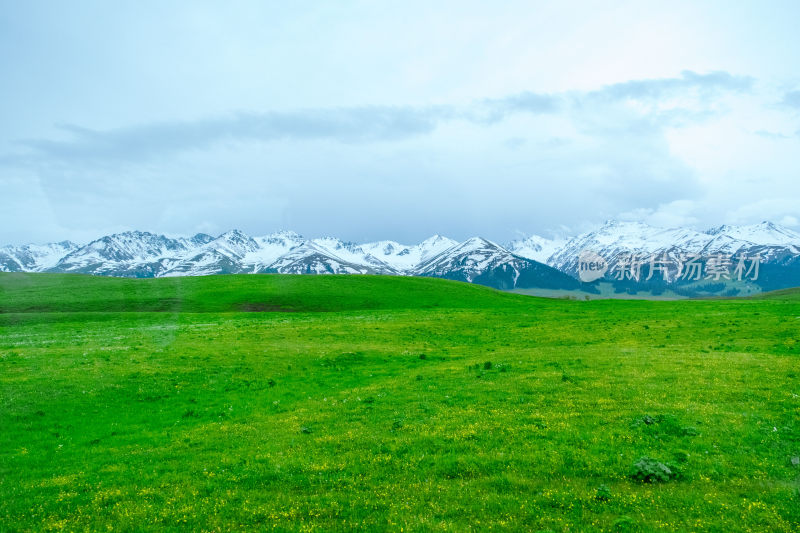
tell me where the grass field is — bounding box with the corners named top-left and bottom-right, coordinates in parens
top-left (1, 273), bottom-right (799, 532)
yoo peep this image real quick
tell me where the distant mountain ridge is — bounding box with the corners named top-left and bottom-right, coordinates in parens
top-left (542, 220), bottom-right (800, 276)
top-left (531, 220), bottom-right (800, 294)
top-left (0, 229), bottom-right (575, 290)
top-left (2, 220), bottom-right (799, 294)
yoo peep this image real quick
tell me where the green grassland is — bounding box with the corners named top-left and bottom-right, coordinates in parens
top-left (1, 273), bottom-right (799, 532)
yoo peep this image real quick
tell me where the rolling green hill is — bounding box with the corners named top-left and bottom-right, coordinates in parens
top-left (751, 286), bottom-right (800, 301)
top-left (0, 273), bottom-right (521, 314)
top-left (1, 273), bottom-right (799, 531)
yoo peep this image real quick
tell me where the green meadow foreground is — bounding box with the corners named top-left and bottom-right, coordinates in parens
top-left (1, 274), bottom-right (799, 532)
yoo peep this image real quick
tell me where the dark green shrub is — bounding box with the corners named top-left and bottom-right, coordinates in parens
top-left (612, 516), bottom-right (635, 532)
top-left (630, 456), bottom-right (680, 483)
top-left (632, 414), bottom-right (699, 438)
top-left (594, 484), bottom-right (612, 501)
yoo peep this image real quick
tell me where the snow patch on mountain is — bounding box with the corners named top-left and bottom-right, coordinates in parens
top-left (242, 231), bottom-right (306, 272)
top-left (361, 235), bottom-right (458, 271)
top-left (414, 236), bottom-right (580, 290)
top-left (706, 221), bottom-right (800, 249)
top-left (52, 231), bottom-right (193, 275)
top-left (266, 242), bottom-right (380, 274)
top-left (0, 241), bottom-right (79, 272)
top-left (506, 234), bottom-right (567, 263)
top-left (549, 220), bottom-right (800, 276)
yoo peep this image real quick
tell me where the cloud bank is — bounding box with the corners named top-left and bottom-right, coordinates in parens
top-left (1, 1), bottom-right (799, 245)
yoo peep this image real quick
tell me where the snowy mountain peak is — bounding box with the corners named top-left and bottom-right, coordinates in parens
top-left (265, 230), bottom-right (303, 239)
top-left (218, 229), bottom-right (253, 242)
top-left (459, 236), bottom-right (498, 250)
top-left (256, 230), bottom-right (304, 248)
top-left (419, 235), bottom-right (458, 252)
top-left (705, 224), bottom-right (732, 236)
top-left (704, 221), bottom-right (800, 246)
top-left (188, 233), bottom-right (214, 246)
top-left (312, 236), bottom-right (354, 249)
top-left (84, 231), bottom-right (187, 258)
top-left (205, 230), bottom-right (260, 257)
top-left (416, 237), bottom-right (510, 276)
top-left (364, 240), bottom-right (405, 256)
top-left (266, 241), bottom-right (391, 275)
top-left (414, 235), bottom-right (579, 290)
top-left (420, 234), bottom-right (454, 246)
top-left (0, 240), bottom-right (80, 272)
top-left (358, 235), bottom-right (458, 271)
top-left (507, 234), bottom-right (567, 264)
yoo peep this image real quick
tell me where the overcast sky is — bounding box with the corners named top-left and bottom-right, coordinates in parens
top-left (2, 0), bottom-right (800, 245)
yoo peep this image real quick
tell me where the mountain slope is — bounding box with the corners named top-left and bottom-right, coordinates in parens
top-left (361, 235), bottom-right (458, 271)
top-left (414, 237), bottom-right (582, 290)
top-left (0, 241), bottom-right (78, 272)
top-left (263, 242), bottom-right (391, 274)
top-left (310, 237), bottom-right (398, 273)
top-left (506, 234), bottom-right (566, 263)
top-left (162, 230), bottom-right (263, 276)
top-left (50, 231), bottom-right (197, 277)
top-left (706, 221), bottom-right (800, 248)
top-left (243, 231), bottom-right (306, 271)
top-left (549, 220), bottom-right (800, 277)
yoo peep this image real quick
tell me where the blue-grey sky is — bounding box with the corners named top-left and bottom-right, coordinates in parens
top-left (2, 0), bottom-right (800, 245)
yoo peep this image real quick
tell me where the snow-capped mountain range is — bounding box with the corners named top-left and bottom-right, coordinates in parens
top-left (542, 220), bottom-right (800, 279)
top-left (2, 220), bottom-right (800, 293)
